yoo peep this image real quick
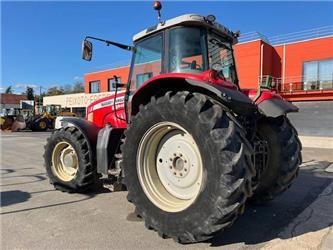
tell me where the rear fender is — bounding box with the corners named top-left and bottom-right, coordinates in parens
top-left (257, 99), bottom-right (299, 118)
top-left (255, 91), bottom-right (298, 118)
top-left (130, 77), bottom-right (257, 118)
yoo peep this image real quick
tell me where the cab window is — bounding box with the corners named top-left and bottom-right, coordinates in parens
top-left (168, 27), bottom-right (207, 74)
top-left (130, 34), bottom-right (163, 90)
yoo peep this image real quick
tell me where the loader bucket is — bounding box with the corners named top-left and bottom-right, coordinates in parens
top-left (1, 117), bottom-right (14, 130)
top-left (11, 118), bottom-right (26, 132)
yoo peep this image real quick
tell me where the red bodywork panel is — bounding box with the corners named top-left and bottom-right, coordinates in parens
top-left (86, 91), bottom-right (127, 129)
top-left (242, 88), bottom-right (283, 104)
top-left (133, 71), bottom-right (238, 96)
top-left (87, 71), bottom-right (238, 129)
top-left (86, 71), bottom-right (285, 129)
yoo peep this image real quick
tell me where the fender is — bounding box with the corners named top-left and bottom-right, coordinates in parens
top-left (186, 79), bottom-right (257, 115)
top-left (56, 117), bottom-right (99, 171)
top-left (56, 117), bottom-right (124, 175)
top-left (130, 72), bottom-right (257, 117)
top-left (57, 117), bottom-right (100, 150)
top-left (257, 99), bottom-right (298, 117)
top-left (255, 91), bottom-right (299, 117)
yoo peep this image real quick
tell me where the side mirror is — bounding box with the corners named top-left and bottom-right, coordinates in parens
top-left (82, 39), bottom-right (93, 61)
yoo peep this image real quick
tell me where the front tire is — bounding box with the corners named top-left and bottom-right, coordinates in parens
top-left (251, 116), bottom-right (302, 203)
top-left (122, 91), bottom-right (254, 243)
top-left (32, 118), bottom-right (48, 131)
top-left (44, 126), bottom-right (99, 192)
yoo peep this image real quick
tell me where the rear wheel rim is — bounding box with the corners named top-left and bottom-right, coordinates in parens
top-left (52, 141), bottom-right (78, 182)
top-left (137, 122), bottom-right (203, 213)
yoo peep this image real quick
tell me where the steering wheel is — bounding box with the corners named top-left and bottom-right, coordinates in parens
top-left (181, 60), bottom-right (202, 71)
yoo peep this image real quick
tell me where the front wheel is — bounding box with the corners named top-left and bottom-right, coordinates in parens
top-left (44, 126), bottom-right (99, 192)
top-left (122, 91), bottom-right (254, 243)
top-left (32, 118), bottom-right (48, 131)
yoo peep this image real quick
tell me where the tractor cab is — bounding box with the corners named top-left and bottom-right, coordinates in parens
top-left (82, 13), bottom-right (240, 92)
top-left (82, 10), bottom-right (244, 125)
top-left (129, 14), bottom-right (239, 90)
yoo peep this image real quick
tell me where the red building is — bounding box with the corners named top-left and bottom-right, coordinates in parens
top-left (84, 26), bottom-right (333, 101)
top-left (84, 65), bottom-right (130, 94)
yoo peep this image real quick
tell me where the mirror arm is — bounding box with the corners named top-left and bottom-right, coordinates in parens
top-left (85, 36), bottom-right (134, 51)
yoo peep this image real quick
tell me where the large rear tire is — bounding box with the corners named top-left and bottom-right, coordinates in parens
top-left (44, 126), bottom-right (99, 192)
top-left (251, 116), bottom-right (302, 203)
top-left (122, 91), bottom-right (254, 243)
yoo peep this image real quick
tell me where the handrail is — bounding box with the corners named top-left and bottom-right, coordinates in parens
top-left (238, 32), bottom-right (269, 43)
top-left (269, 26), bottom-right (333, 45)
top-left (258, 75), bottom-right (333, 93)
top-left (238, 25), bottom-right (333, 45)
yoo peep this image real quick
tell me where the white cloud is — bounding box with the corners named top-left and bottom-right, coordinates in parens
top-left (73, 76), bottom-right (83, 82)
top-left (15, 83), bottom-right (38, 89)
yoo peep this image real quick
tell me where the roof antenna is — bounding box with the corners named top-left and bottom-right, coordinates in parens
top-left (153, 1), bottom-right (164, 25)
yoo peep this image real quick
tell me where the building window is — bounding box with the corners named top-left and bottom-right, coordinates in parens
top-left (303, 59), bottom-right (333, 90)
top-left (108, 77), bottom-right (122, 91)
top-left (136, 73), bottom-right (153, 87)
top-left (89, 80), bottom-right (100, 93)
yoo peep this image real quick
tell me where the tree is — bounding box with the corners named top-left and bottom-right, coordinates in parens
top-left (46, 86), bottom-right (64, 96)
top-left (26, 87), bottom-right (34, 100)
top-left (72, 81), bottom-right (84, 93)
top-left (5, 86), bottom-right (13, 94)
top-left (63, 84), bottom-right (73, 94)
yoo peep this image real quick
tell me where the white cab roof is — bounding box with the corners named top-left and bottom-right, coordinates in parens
top-left (133, 14), bottom-right (237, 43)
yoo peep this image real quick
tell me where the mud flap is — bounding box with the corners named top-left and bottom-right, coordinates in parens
top-left (258, 98), bottom-right (298, 117)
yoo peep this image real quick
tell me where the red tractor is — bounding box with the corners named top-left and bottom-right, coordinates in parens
top-left (44, 2), bottom-right (302, 243)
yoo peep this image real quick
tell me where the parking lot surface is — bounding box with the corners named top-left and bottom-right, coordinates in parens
top-left (288, 101), bottom-right (333, 137)
top-left (1, 131), bottom-right (333, 249)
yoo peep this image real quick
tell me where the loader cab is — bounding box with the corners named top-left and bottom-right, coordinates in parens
top-left (128, 14), bottom-right (239, 91)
